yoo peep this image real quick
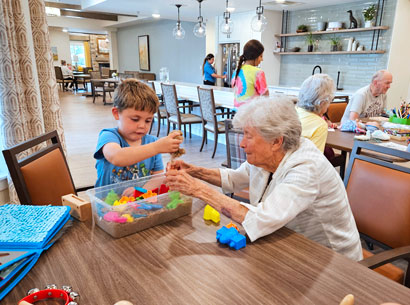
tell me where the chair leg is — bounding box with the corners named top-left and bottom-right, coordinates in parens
top-left (183, 124), bottom-right (186, 138)
top-left (156, 118), bottom-right (161, 137)
top-left (103, 91), bottom-right (107, 105)
top-left (167, 119), bottom-right (171, 135)
top-left (149, 118), bottom-right (154, 134)
top-left (189, 124), bottom-right (192, 138)
top-left (339, 151), bottom-right (347, 180)
top-left (212, 132), bottom-right (218, 158)
top-left (200, 128), bottom-right (206, 152)
top-left (92, 92), bottom-right (96, 104)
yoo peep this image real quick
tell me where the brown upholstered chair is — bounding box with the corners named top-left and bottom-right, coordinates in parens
top-left (124, 71), bottom-right (140, 79)
top-left (344, 141), bottom-right (410, 287)
top-left (2, 131), bottom-right (92, 205)
top-left (161, 83), bottom-right (202, 138)
top-left (54, 66), bottom-right (73, 91)
top-left (197, 87), bottom-right (230, 158)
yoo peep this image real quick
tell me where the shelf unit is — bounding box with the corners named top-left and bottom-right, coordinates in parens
top-left (274, 26), bottom-right (389, 38)
top-left (274, 50), bottom-right (386, 55)
top-left (278, 0), bottom-right (388, 55)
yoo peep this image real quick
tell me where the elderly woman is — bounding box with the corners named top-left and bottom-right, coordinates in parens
top-left (165, 97), bottom-right (362, 261)
top-left (296, 74), bottom-right (335, 152)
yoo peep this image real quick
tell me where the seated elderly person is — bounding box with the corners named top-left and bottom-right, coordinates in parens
top-left (296, 74), bottom-right (335, 153)
top-left (165, 97), bottom-right (362, 261)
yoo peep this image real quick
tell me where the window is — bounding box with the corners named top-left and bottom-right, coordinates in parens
top-left (70, 41), bottom-right (86, 67)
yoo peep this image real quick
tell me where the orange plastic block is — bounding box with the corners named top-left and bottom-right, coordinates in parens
top-left (226, 221), bottom-right (239, 232)
top-left (142, 190), bottom-right (157, 199)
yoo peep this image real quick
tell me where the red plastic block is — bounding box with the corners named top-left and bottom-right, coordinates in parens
top-left (159, 184), bottom-right (170, 195)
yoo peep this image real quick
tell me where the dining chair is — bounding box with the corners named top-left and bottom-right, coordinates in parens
top-left (197, 87), bottom-right (230, 158)
top-left (90, 71), bottom-right (115, 105)
top-left (124, 71), bottom-right (140, 79)
top-left (161, 83), bottom-right (202, 138)
top-left (143, 81), bottom-right (166, 137)
top-left (118, 73), bottom-right (134, 80)
top-left (2, 130), bottom-right (93, 205)
top-left (344, 141), bottom-right (410, 286)
top-left (224, 119), bottom-right (249, 202)
top-left (54, 66), bottom-right (73, 92)
top-left (100, 67), bottom-right (110, 78)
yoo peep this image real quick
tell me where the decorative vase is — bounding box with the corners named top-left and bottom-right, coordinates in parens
top-left (307, 45), bottom-right (313, 52)
top-left (364, 20), bottom-right (374, 28)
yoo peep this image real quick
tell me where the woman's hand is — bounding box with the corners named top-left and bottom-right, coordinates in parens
top-left (165, 170), bottom-right (202, 197)
top-left (155, 131), bottom-right (183, 154)
top-left (166, 159), bottom-right (193, 172)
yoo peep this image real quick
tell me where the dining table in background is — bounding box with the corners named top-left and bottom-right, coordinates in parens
top-left (3, 199), bottom-right (410, 305)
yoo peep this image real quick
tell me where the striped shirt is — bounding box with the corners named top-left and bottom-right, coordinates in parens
top-left (219, 138), bottom-right (363, 261)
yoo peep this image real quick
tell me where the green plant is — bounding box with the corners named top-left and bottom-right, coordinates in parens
top-left (330, 36), bottom-right (340, 46)
top-left (297, 24), bottom-right (308, 32)
top-left (305, 32), bottom-right (314, 45)
top-left (363, 4), bottom-right (376, 21)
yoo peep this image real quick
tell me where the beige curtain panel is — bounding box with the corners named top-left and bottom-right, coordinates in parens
top-left (0, 0), bottom-right (65, 203)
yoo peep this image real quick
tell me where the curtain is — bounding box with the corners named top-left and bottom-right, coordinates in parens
top-left (0, 0), bottom-right (65, 204)
top-left (84, 41), bottom-right (91, 68)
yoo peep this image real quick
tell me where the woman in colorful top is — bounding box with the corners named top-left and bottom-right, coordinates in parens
top-left (202, 53), bottom-right (226, 86)
top-left (296, 74), bottom-right (335, 153)
top-left (232, 40), bottom-right (269, 107)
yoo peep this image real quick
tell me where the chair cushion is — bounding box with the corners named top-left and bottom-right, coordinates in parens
top-left (20, 149), bottom-right (75, 205)
top-left (169, 114), bottom-right (202, 124)
top-left (205, 121), bottom-right (225, 133)
top-left (154, 108), bottom-right (167, 119)
top-left (362, 249), bottom-right (404, 284)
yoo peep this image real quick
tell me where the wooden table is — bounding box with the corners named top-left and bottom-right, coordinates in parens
top-left (3, 200), bottom-right (410, 305)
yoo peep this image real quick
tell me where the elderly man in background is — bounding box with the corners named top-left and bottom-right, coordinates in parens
top-left (341, 70), bottom-right (392, 123)
top-left (60, 60), bottom-right (76, 90)
top-left (296, 74), bottom-right (335, 152)
top-left (165, 97), bottom-right (362, 261)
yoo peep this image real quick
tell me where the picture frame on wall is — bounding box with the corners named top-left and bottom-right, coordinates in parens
top-left (138, 35), bottom-right (150, 71)
top-left (97, 37), bottom-right (109, 54)
top-left (51, 47), bottom-right (58, 61)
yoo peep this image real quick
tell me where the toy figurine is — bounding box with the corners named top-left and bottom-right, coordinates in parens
top-left (347, 10), bottom-right (358, 29)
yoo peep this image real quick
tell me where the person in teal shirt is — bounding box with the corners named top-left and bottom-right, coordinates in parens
top-left (202, 53), bottom-right (226, 86)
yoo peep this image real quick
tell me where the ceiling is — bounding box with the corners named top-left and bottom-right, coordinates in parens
top-left (46, 0), bottom-right (360, 22)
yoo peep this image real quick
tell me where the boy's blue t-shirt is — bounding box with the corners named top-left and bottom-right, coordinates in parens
top-left (204, 61), bottom-right (216, 83)
top-left (94, 128), bottom-right (164, 187)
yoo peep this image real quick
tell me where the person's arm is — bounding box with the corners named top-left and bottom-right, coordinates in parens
top-left (310, 121), bottom-right (328, 153)
top-left (348, 111), bottom-right (359, 121)
top-left (103, 132), bottom-right (182, 167)
top-left (211, 73), bottom-right (227, 79)
top-left (167, 160), bottom-right (222, 187)
top-left (348, 92), bottom-right (366, 120)
top-left (255, 71), bottom-right (269, 96)
top-left (165, 170), bottom-right (248, 223)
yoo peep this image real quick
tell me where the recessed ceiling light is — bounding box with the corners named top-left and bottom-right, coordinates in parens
top-left (152, 13), bottom-right (160, 18)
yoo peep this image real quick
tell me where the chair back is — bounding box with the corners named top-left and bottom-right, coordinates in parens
top-left (124, 71), bottom-right (140, 79)
top-left (161, 83), bottom-right (179, 116)
top-left (118, 73), bottom-right (133, 80)
top-left (2, 131), bottom-right (77, 205)
top-left (101, 67), bottom-right (110, 78)
top-left (54, 66), bottom-right (63, 80)
top-left (327, 100), bottom-right (348, 123)
top-left (344, 141), bottom-right (410, 249)
top-left (197, 87), bottom-right (217, 125)
top-left (224, 120), bottom-right (247, 169)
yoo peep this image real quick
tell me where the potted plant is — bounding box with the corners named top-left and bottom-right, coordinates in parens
top-left (296, 24), bottom-right (308, 33)
top-left (305, 32), bottom-right (314, 52)
top-left (330, 36), bottom-right (340, 51)
top-left (363, 4), bottom-right (376, 28)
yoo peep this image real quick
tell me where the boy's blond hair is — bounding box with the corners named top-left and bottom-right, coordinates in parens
top-left (113, 79), bottom-right (159, 113)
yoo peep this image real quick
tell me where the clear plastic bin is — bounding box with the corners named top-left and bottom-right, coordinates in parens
top-left (86, 173), bottom-right (192, 238)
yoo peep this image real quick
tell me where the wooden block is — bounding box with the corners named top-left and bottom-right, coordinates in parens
top-left (62, 194), bottom-right (91, 221)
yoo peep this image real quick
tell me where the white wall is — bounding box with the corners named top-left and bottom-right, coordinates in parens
top-left (49, 29), bottom-right (71, 65)
top-left (387, 0), bottom-right (410, 108)
top-left (116, 19), bottom-right (205, 83)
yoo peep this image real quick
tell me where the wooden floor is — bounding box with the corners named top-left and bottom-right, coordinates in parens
top-left (60, 90), bottom-right (227, 189)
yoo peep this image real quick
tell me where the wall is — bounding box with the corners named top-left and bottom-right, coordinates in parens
top-left (49, 29), bottom-right (71, 65)
top-left (387, 0), bottom-right (410, 108)
top-left (116, 20), bottom-right (205, 83)
top-left (279, 0), bottom-right (397, 91)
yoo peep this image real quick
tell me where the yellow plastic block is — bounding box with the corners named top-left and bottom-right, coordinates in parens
top-left (203, 204), bottom-right (220, 223)
top-left (122, 214), bottom-right (134, 222)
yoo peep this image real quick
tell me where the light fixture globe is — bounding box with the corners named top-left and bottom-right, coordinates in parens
top-left (220, 18), bottom-right (234, 35)
top-left (173, 23), bottom-right (185, 39)
top-left (193, 22), bottom-right (206, 37)
top-left (251, 14), bottom-right (267, 32)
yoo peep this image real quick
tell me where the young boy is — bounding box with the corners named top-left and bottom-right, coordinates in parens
top-left (94, 79), bottom-right (182, 187)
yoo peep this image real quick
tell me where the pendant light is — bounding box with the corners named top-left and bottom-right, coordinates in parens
top-left (193, 0), bottom-right (206, 38)
top-left (173, 4), bottom-right (185, 40)
top-left (220, 0), bottom-right (234, 37)
top-left (251, 0), bottom-right (267, 32)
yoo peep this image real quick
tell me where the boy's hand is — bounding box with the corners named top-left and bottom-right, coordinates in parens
top-left (155, 131), bottom-right (183, 153)
top-left (166, 159), bottom-right (192, 172)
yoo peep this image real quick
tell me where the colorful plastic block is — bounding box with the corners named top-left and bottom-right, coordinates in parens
top-left (166, 191), bottom-right (183, 209)
top-left (142, 190), bottom-right (157, 199)
top-left (203, 204), bottom-right (220, 223)
top-left (105, 190), bottom-right (120, 205)
top-left (159, 184), bottom-right (170, 195)
top-left (131, 213), bottom-right (147, 218)
top-left (103, 211), bottom-right (127, 223)
top-left (151, 187), bottom-right (159, 194)
top-left (226, 221), bottom-right (239, 231)
top-left (135, 187), bottom-right (147, 194)
top-left (133, 189), bottom-right (145, 198)
top-left (216, 226), bottom-right (246, 250)
top-left (122, 214), bottom-right (134, 222)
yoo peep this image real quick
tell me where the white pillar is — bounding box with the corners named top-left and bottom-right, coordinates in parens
top-left (108, 30), bottom-right (118, 71)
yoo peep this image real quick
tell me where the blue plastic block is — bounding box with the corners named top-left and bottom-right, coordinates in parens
top-left (134, 187), bottom-right (147, 194)
top-left (131, 213), bottom-right (147, 218)
top-left (216, 226), bottom-right (246, 250)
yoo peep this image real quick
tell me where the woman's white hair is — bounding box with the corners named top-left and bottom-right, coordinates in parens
top-left (297, 73), bottom-right (335, 114)
top-left (233, 96), bottom-right (301, 152)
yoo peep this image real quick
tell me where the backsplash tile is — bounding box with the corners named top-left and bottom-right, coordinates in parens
top-left (278, 0), bottom-right (397, 91)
